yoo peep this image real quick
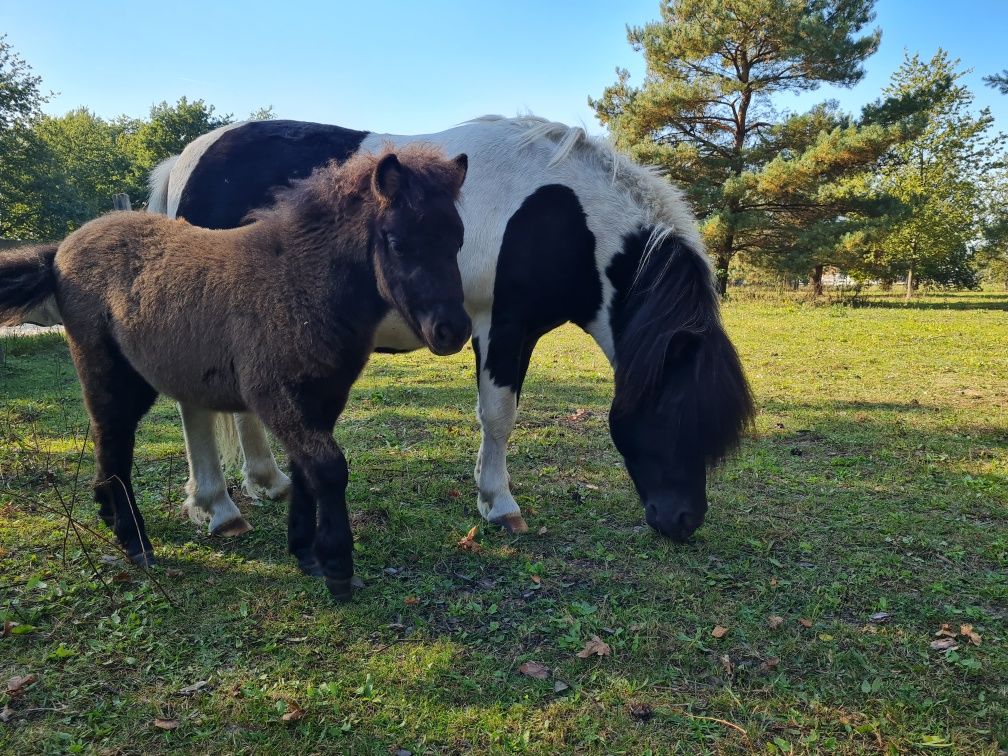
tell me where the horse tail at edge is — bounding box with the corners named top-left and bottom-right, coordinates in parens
top-left (147, 155), bottom-right (179, 216)
top-left (0, 244), bottom-right (59, 326)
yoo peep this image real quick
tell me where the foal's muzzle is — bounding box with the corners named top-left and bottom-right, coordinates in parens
top-left (420, 309), bottom-right (472, 356)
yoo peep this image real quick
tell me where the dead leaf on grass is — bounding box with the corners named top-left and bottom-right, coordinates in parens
top-left (111, 571), bottom-right (133, 583)
top-left (576, 635), bottom-right (612, 658)
top-left (518, 661), bottom-right (550, 679)
top-left (869, 611), bottom-right (891, 624)
top-left (930, 637), bottom-right (959, 652)
top-left (935, 623), bottom-right (957, 638)
top-left (721, 654), bottom-right (733, 674)
top-left (447, 489), bottom-right (461, 499)
top-left (767, 615), bottom-right (784, 630)
top-left (537, 526), bottom-right (548, 535)
top-left (960, 624), bottom-right (982, 646)
top-left (798, 618), bottom-right (813, 629)
top-left (530, 575), bottom-right (541, 585)
top-left (457, 526), bottom-right (482, 553)
top-left (761, 657), bottom-right (780, 672)
top-left (568, 409), bottom-right (590, 423)
top-left (164, 568), bottom-right (183, 578)
top-left (553, 680), bottom-right (570, 693)
top-left (6, 673), bottom-right (37, 697)
top-left (404, 596), bottom-right (420, 606)
top-left (153, 718), bottom-right (179, 730)
top-left (711, 625), bottom-right (729, 639)
top-left (627, 701), bottom-right (654, 722)
top-left (177, 680), bottom-right (209, 696)
top-left (282, 703), bottom-right (305, 723)
top-left (0, 705), bottom-right (12, 723)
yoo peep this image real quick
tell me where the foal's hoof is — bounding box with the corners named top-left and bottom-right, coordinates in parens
top-left (211, 516), bottom-right (253, 538)
top-left (493, 513), bottom-right (529, 535)
top-left (297, 556), bottom-right (324, 577)
top-left (127, 549), bottom-right (156, 568)
top-left (325, 576), bottom-right (355, 603)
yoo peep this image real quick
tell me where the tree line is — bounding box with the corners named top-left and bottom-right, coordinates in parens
top-left (592, 0), bottom-right (1008, 295)
top-left (3, 8), bottom-right (1008, 296)
top-left (0, 34), bottom-right (272, 242)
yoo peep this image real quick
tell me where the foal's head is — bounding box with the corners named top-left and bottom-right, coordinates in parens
top-left (366, 146), bottom-right (471, 355)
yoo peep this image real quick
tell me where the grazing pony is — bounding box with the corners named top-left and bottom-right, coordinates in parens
top-left (150, 115), bottom-right (755, 542)
top-left (0, 146), bottom-right (470, 602)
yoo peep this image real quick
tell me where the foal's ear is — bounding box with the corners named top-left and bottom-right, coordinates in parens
top-left (451, 153), bottom-right (468, 195)
top-left (372, 153), bottom-right (403, 203)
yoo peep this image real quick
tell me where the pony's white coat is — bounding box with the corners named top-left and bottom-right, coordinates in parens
top-left (150, 115), bottom-right (709, 531)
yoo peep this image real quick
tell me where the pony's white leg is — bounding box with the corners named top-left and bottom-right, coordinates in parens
top-left (473, 323), bottom-right (528, 534)
top-left (234, 412), bottom-right (291, 501)
top-left (178, 403), bottom-right (251, 537)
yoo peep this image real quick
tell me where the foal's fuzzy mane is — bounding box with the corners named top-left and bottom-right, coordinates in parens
top-left (248, 143), bottom-right (463, 226)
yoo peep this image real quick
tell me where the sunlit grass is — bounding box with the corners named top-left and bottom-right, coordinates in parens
top-left (2, 291), bottom-right (1006, 753)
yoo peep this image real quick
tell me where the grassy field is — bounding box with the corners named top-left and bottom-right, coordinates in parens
top-left (1, 292), bottom-right (1006, 754)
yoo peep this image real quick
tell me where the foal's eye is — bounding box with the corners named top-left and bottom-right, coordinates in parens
top-left (386, 234), bottom-right (404, 256)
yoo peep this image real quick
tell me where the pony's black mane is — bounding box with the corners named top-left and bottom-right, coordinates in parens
top-left (609, 230), bottom-right (755, 466)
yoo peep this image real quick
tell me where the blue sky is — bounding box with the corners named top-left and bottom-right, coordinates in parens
top-left (2, 0), bottom-right (1006, 136)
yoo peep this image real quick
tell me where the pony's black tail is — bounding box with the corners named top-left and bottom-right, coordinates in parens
top-left (0, 244), bottom-right (59, 326)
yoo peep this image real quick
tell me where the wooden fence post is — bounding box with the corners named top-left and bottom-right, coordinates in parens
top-left (113, 193), bottom-right (132, 211)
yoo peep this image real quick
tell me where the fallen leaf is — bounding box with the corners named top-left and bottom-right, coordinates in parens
top-left (153, 718), bottom-right (179, 730)
top-left (530, 575), bottom-right (541, 585)
top-left (935, 623), bottom-right (957, 638)
top-left (165, 568), bottom-right (183, 578)
top-left (798, 618), bottom-right (813, 629)
top-left (404, 596), bottom-right (420, 606)
top-left (761, 657), bottom-right (780, 672)
top-left (568, 409), bottom-right (590, 422)
top-left (553, 679), bottom-right (570, 693)
top-left (447, 489), bottom-right (461, 499)
top-left (584, 483), bottom-right (599, 491)
top-left (767, 615), bottom-right (784, 630)
top-left (0, 705), bottom-right (12, 723)
top-left (721, 654), bottom-right (733, 674)
top-left (177, 680), bottom-right (209, 696)
top-left (281, 703), bottom-right (305, 723)
top-left (537, 526), bottom-right (548, 535)
top-left (711, 625), bottom-right (729, 639)
top-left (959, 624), bottom-right (982, 646)
top-left (6, 673), bottom-right (37, 697)
top-left (111, 571), bottom-right (133, 583)
top-left (627, 701), bottom-right (654, 722)
top-left (930, 637), bottom-right (959, 652)
top-left (869, 611), bottom-right (891, 624)
top-left (518, 661), bottom-right (550, 679)
top-left (576, 634), bottom-right (612, 658)
top-left (457, 526), bottom-right (482, 553)
top-left (2, 620), bottom-right (17, 637)
top-left (769, 577), bottom-right (778, 588)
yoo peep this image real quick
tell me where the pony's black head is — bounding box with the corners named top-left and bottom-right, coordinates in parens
top-left (608, 228), bottom-right (755, 541)
top-left (371, 148), bottom-right (471, 356)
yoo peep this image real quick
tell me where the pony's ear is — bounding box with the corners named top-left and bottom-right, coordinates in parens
top-left (372, 153), bottom-right (403, 203)
top-left (451, 153), bottom-right (468, 195)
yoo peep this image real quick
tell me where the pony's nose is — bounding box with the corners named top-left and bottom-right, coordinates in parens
top-left (645, 500), bottom-right (706, 541)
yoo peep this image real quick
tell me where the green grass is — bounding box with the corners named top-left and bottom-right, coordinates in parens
top-left (1, 292), bottom-right (1006, 754)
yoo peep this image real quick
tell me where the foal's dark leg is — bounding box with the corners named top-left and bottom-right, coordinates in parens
top-left (252, 388), bottom-right (355, 602)
top-left (68, 340), bottom-right (159, 565)
top-left (287, 461), bottom-right (321, 577)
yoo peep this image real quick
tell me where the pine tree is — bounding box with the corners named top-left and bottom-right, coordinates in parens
top-left (591, 0), bottom-right (881, 294)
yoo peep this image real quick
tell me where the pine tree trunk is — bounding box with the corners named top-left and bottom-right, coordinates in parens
top-left (809, 265), bottom-right (824, 297)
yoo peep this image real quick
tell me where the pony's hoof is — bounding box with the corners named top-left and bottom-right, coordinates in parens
top-left (325, 576), bottom-right (354, 603)
top-left (297, 556), bottom-right (324, 577)
top-left (494, 513), bottom-right (529, 535)
top-left (211, 516), bottom-right (252, 538)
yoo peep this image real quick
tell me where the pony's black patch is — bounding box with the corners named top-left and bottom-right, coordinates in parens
top-left (177, 120), bottom-right (369, 229)
top-left (483, 185), bottom-right (600, 394)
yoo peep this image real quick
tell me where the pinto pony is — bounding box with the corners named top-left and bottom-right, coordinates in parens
top-left (0, 145), bottom-right (470, 602)
top-left (147, 116), bottom-right (755, 542)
